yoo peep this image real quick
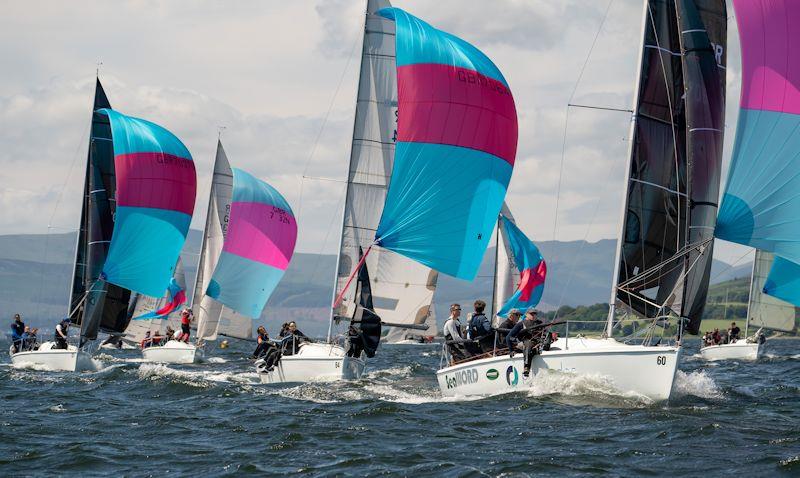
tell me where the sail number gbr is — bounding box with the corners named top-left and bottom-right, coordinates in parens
top-left (656, 355), bottom-right (667, 366)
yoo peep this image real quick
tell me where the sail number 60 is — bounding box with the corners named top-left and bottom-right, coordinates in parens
top-left (656, 356), bottom-right (667, 366)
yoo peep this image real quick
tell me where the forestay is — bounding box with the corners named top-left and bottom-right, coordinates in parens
top-left (206, 169), bottom-right (297, 319)
top-left (716, 1), bottom-right (800, 286)
top-left (98, 109), bottom-right (197, 298)
top-left (333, 0), bottom-right (439, 343)
top-left (612, 0), bottom-right (726, 334)
top-left (748, 251), bottom-right (797, 333)
top-left (373, 7), bottom-right (518, 281)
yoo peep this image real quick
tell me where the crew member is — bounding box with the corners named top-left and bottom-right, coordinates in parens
top-left (53, 318), bottom-right (70, 350)
top-left (497, 309), bottom-right (522, 347)
top-left (728, 322), bottom-right (741, 343)
top-left (443, 303), bottom-right (468, 362)
top-left (506, 309), bottom-right (544, 378)
top-left (177, 309), bottom-right (193, 343)
top-left (346, 325), bottom-right (365, 358)
top-left (467, 300), bottom-right (493, 354)
top-left (10, 314), bottom-right (25, 353)
top-left (280, 321), bottom-right (308, 356)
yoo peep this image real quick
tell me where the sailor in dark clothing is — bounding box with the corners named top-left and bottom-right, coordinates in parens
top-left (10, 314), bottom-right (25, 353)
top-left (278, 322), bottom-right (290, 338)
top-left (253, 326), bottom-right (281, 371)
top-left (728, 322), bottom-right (741, 343)
top-left (53, 318), bottom-right (71, 350)
top-left (252, 326), bottom-right (272, 358)
top-left (280, 321), bottom-right (309, 356)
top-left (467, 300), bottom-right (493, 354)
top-left (506, 309), bottom-right (544, 378)
top-left (496, 308), bottom-right (522, 347)
top-left (346, 325), bottom-right (365, 358)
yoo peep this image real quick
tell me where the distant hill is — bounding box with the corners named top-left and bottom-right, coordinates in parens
top-left (0, 231), bottom-right (749, 336)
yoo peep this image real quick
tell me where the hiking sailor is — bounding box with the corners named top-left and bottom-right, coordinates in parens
top-left (728, 322), bottom-right (741, 343)
top-left (506, 309), bottom-right (544, 378)
top-left (53, 318), bottom-right (71, 350)
top-left (280, 321), bottom-right (309, 356)
top-left (443, 303), bottom-right (468, 363)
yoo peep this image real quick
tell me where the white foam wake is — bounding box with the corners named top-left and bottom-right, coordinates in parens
top-left (672, 370), bottom-right (723, 400)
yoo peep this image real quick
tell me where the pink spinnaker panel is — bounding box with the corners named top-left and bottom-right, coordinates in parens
top-left (735, 0), bottom-right (800, 114)
top-left (115, 153), bottom-right (197, 215)
top-left (223, 201), bottom-right (297, 270)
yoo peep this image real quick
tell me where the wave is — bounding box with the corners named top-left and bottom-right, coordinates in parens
top-left (136, 363), bottom-right (211, 388)
top-left (672, 370), bottom-right (723, 400)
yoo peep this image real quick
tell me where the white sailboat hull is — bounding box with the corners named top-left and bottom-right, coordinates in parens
top-left (700, 341), bottom-right (763, 361)
top-left (437, 338), bottom-right (680, 401)
top-left (9, 342), bottom-right (96, 372)
top-left (141, 341), bottom-right (203, 364)
top-left (257, 343), bottom-right (366, 384)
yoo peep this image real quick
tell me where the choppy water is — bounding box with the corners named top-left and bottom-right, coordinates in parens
top-left (1, 338), bottom-right (798, 477)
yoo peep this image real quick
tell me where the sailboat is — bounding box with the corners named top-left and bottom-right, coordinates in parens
top-left (700, 251), bottom-right (793, 360)
top-left (438, 0), bottom-right (727, 401)
top-left (11, 78), bottom-right (197, 371)
top-left (710, 0), bottom-right (800, 360)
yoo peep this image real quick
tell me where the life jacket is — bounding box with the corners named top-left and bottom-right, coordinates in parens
top-left (11, 321), bottom-right (24, 339)
top-left (54, 323), bottom-right (68, 340)
top-left (181, 315), bottom-right (191, 326)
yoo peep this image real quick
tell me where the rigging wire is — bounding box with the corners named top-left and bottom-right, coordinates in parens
top-left (552, 0), bottom-right (616, 241)
top-left (35, 114), bottom-right (91, 320)
top-left (295, 30), bottom-right (361, 222)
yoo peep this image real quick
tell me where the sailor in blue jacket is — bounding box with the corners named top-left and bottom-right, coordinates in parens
top-left (10, 314), bottom-right (25, 353)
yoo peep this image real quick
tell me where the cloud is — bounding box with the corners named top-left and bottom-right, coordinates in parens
top-left (0, 0), bottom-right (747, 269)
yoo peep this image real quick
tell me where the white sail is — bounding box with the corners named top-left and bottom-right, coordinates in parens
top-left (748, 250), bottom-right (796, 333)
top-left (193, 141), bottom-right (242, 341)
top-left (493, 202), bottom-right (519, 325)
top-left (333, 0), bottom-right (438, 343)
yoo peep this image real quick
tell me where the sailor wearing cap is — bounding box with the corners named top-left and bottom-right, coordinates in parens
top-left (496, 308), bottom-right (522, 345)
top-left (505, 308), bottom-right (544, 378)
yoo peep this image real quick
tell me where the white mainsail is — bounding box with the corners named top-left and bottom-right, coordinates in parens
top-left (747, 250), bottom-right (796, 333)
top-left (333, 0), bottom-right (438, 343)
top-left (192, 141), bottom-right (252, 340)
top-left (493, 202), bottom-right (519, 324)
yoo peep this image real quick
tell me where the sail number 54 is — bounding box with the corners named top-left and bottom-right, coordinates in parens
top-left (656, 355), bottom-right (667, 366)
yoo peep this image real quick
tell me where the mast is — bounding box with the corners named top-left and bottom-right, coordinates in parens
top-left (744, 252), bottom-right (756, 337)
top-left (490, 216), bottom-right (501, 320)
top-left (606, 0), bottom-right (649, 338)
top-left (327, 1), bottom-right (372, 343)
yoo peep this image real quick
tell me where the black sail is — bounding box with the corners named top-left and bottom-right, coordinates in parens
top-left (675, 0), bottom-right (726, 334)
top-left (76, 79), bottom-right (132, 345)
top-left (354, 248), bottom-right (381, 358)
top-left (613, 0), bottom-right (725, 333)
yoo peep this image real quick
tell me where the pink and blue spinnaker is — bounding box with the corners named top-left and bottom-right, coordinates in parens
top-left (496, 216), bottom-right (546, 318)
top-left (373, 8), bottom-right (517, 281)
top-left (99, 109), bottom-right (196, 298)
top-left (206, 169), bottom-right (297, 318)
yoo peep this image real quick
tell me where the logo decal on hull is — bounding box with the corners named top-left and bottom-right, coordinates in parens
top-left (505, 365), bottom-right (518, 386)
top-left (486, 368), bottom-right (499, 380)
top-left (444, 368), bottom-right (479, 389)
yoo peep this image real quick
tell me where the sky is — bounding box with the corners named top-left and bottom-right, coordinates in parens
top-left (0, 0), bottom-right (751, 269)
